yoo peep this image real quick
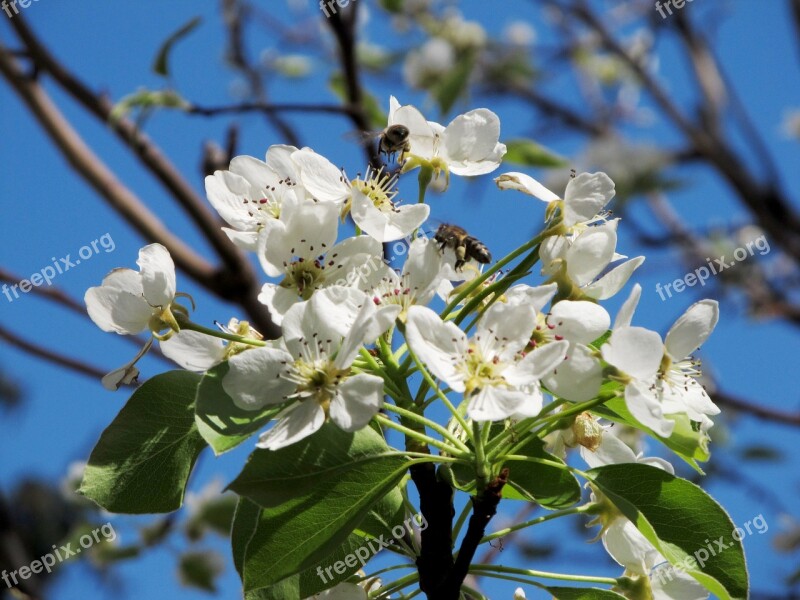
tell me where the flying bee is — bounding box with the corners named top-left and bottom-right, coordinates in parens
top-left (434, 224), bottom-right (492, 271)
top-left (349, 124), bottom-right (411, 163)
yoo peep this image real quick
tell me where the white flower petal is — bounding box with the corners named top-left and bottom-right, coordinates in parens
top-left (540, 235), bottom-right (568, 276)
top-left (257, 284), bottom-right (299, 326)
top-left (443, 108), bottom-right (502, 164)
top-left (402, 237), bottom-right (444, 304)
top-left (222, 228), bottom-right (260, 252)
top-left (351, 190), bottom-right (430, 242)
top-left (602, 518), bottom-right (660, 576)
top-left (580, 430), bottom-right (638, 469)
top-left (563, 172), bottom-right (615, 228)
top-left (614, 283), bottom-right (642, 329)
top-left (405, 306), bottom-right (468, 392)
top-left (257, 400), bottom-right (326, 450)
top-left (223, 347), bottom-right (295, 410)
top-left (602, 327), bottom-right (663, 380)
top-left (583, 257), bottom-right (645, 301)
top-left (137, 243), bottom-right (176, 307)
top-left (160, 330), bottom-right (226, 372)
top-left (542, 344), bottom-right (602, 402)
top-left (664, 300), bottom-right (719, 360)
top-left (650, 565), bottom-right (710, 600)
top-left (101, 268), bottom-right (143, 294)
top-left (204, 171), bottom-right (256, 231)
top-left (626, 380), bottom-right (675, 438)
top-left (389, 101), bottom-right (437, 159)
top-left (548, 301), bottom-right (610, 345)
top-left (325, 236), bottom-right (383, 289)
top-left (282, 287), bottom-right (368, 356)
top-left (330, 373), bottom-right (384, 431)
top-left (85, 285), bottom-right (152, 335)
top-left (494, 172), bottom-right (560, 202)
top-left (266, 144), bottom-right (301, 180)
top-left (293, 149), bottom-right (350, 204)
top-left (468, 386), bottom-right (530, 422)
top-left (566, 226), bottom-right (617, 287)
top-left (504, 283), bottom-right (557, 313)
top-left (505, 340), bottom-right (570, 386)
top-left (336, 304), bottom-right (401, 369)
top-left (477, 302), bottom-right (537, 360)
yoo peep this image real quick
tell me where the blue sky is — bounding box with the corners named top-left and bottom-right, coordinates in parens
top-left (1, 0), bottom-right (799, 598)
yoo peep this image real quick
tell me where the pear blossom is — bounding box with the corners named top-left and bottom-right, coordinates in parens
top-left (204, 145), bottom-right (307, 251)
top-left (405, 302), bottom-right (569, 421)
top-left (496, 172), bottom-right (643, 300)
top-left (292, 148), bottom-right (429, 242)
top-left (537, 299), bottom-right (610, 402)
top-left (585, 437), bottom-right (708, 599)
top-left (304, 583), bottom-right (366, 600)
top-left (601, 299), bottom-right (720, 438)
top-left (85, 244), bottom-right (185, 390)
top-left (388, 96), bottom-right (507, 183)
top-left (160, 319), bottom-right (263, 372)
top-left (256, 198), bottom-right (384, 324)
top-left (223, 287), bottom-right (400, 450)
top-left (368, 237), bottom-right (443, 319)
top-left (495, 171), bottom-right (615, 233)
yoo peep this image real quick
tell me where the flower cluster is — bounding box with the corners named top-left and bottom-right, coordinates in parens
top-left (84, 96), bottom-right (723, 600)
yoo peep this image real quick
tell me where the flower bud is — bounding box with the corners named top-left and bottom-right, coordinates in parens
top-left (572, 411), bottom-right (603, 452)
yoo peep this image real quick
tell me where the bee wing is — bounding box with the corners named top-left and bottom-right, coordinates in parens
top-left (343, 129), bottom-right (382, 147)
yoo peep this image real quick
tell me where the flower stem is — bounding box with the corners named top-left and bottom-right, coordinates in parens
top-left (469, 564), bottom-right (619, 586)
top-left (375, 414), bottom-right (468, 458)
top-left (481, 504), bottom-right (592, 543)
top-left (383, 403), bottom-right (472, 454)
top-left (178, 320), bottom-right (266, 346)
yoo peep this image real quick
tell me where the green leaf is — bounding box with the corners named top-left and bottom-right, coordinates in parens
top-left (329, 73), bottom-right (386, 128)
top-left (233, 488), bottom-right (407, 597)
top-left (503, 139), bottom-right (569, 168)
top-left (501, 437), bottom-right (581, 509)
top-left (228, 423), bottom-right (409, 591)
top-left (585, 463), bottom-right (748, 600)
top-left (432, 55), bottom-right (474, 115)
top-left (592, 395), bottom-right (710, 473)
top-left (110, 88), bottom-right (191, 123)
top-left (547, 587), bottom-right (627, 600)
top-left (79, 371), bottom-right (207, 514)
top-left (153, 16), bottom-right (202, 77)
top-left (178, 550), bottom-right (225, 593)
top-left (194, 362), bottom-right (281, 455)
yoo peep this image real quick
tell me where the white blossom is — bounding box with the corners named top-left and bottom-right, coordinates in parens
top-left (204, 145), bottom-right (308, 251)
top-left (389, 96), bottom-right (507, 182)
top-left (405, 302), bottom-right (568, 421)
top-left (223, 287), bottom-right (400, 450)
top-left (292, 148), bottom-right (429, 242)
top-left (602, 300), bottom-right (720, 437)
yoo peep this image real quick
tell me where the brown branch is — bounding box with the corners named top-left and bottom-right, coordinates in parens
top-left (0, 324), bottom-right (107, 382)
top-left (0, 42), bottom-right (279, 338)
top-left (7, 14), bottom-right (250, 277)
top-left (0, 268), bottom-right (171, 362)
top-left (440, 469), bottom-right (508, 599)
top-left (325, 4), bottom-right (383, 170)
top-left (713, 390), bottom-right (800, 427)
top-left (568, 0), bottom-right (800, 268)
top-left (187, 101), bottom-right (356, 117)
top-left (221, 0), bottom-right (301, 148)
top-left (0, 45), bottom-right (214, 285)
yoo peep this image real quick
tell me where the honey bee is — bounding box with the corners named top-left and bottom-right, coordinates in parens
top-left (351, 124), bottom-right (411, 163)
top-left (434, 224), bottom-right (492, 271)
